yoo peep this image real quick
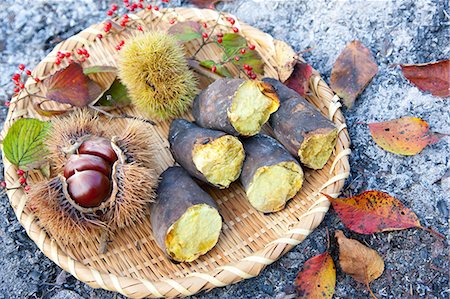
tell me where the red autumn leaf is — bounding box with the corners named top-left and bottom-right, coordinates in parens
top-left (400, 59), bottom-right (449, 97)
top-left (285, 62), bottom-right (313, 97)
top-left (323, 191), bottom-right (422, 234)
top-left (368, 116), bottom-right (446, 155)
top-left (295, 251), bottom-right (336, 299)
top-left (44, 62), bottom-right (102, 107)
top-left (187, 0), bottom-right (223, 9)
top-left (330, 40), bottom-right (378, 108)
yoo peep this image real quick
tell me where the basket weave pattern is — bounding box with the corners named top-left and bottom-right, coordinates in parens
top-left (1, 8), bottom-right (350, 298)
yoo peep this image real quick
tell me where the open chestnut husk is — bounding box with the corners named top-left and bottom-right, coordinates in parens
top-left (27, 110), bottom-right (157, 249)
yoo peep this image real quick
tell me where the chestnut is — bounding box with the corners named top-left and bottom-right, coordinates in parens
top-left (66, 170), bottom-right (112, 208)
top-left (78, 137), bottom-right (118, 163)
top-left (64, 154), bottom-right (112, 179)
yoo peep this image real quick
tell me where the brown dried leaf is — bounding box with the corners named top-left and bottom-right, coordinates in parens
top-left (285, 62), bottom-right (313, 97)
top-left (400, 59), bottom-right (450, 97)
top-left (330, 40), bottom-right (378, 108)
top-left (335, 230), bottom-right (384, 285)
top-left (273, 39), bottom-right (297, 82)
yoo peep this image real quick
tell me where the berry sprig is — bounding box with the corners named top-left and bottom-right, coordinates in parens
top-left (0, 169), bottom-right (30, 193)
top-left (9, 64), bottom-right (42, 106)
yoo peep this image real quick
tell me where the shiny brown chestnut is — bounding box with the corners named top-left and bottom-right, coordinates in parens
top-left (64, 154), bottom-right (112, 179)
top-left (78, 136), bottom-right (118, 163)
top-left (66, 170), bottom-right (112, 208)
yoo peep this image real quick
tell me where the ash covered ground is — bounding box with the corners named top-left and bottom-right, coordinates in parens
top-left (0, 0), bottom-right (448, 298)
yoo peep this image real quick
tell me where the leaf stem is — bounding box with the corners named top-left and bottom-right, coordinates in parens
top-left (187, 58), bottom-right (224, 81)
top-left (419, 226), bottom-right (445, 240)
top-left (88, 105), bottom-right (155, 125)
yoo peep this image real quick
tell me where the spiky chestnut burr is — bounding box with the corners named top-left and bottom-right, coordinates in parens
top-left (118, 31), bottom-right (199, 120)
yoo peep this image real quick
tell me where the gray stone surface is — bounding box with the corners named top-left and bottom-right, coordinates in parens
top-left (0, 0), bottom-right (448, 298)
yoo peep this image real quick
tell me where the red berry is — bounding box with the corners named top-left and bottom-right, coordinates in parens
top-left (111, 4), bottom-right (118, 11)
top-left (76, 48), bottom-right (83, 55)
top-left (82, 49), bottom-right (88, 55)
top-left (250, 73), bottom-right (257, 80)
top-left (26, 70), bottom-right (32, 76)
top-left (12, 73), bottom-right (20, 81)
top-left (202, 22), bottom-right (207, 28)
top-left (19, 177), bottom-right (26, 185)
top-left (232, 27), bottom-right (239, 33)
top-left (85, 53), bottom-right (90, 58)
top-left (154, 6), bottom-right (159, 11)
top-left (211, 66), bottom-right (217, 72)
top-left (137, 3), bottom-right (143, 9)
top-left (137, 26), bottom-right (143, 31)
top-left (217, 37), bottom-right (222, 43)
top-left (13, 87), bottom-right (19, 93)
top-left (104, 27), bottom-right (110, 33)
top-left (247, 65), bottom-right (253, 71)
top-left (123, 0), bottom-right (129, 3)
top-left (228, 17), bottom-right (235, 25)
top-left (119, 40), bottom-right (125, 46)
top-left (65, 52), bottom-right (71, 58)
top-left (147, 4), bottom-right (152, 10)
top-left (97, 33), bottom-right (103, 39)
top-left (58, 52), bottom-right (65, 59)
top-left (18, 64), bottom-right (25, 71)
top-left (80, 57), bottom-right (86, 63)
top-left (202, 32), bottom-right (208, 39)
top-left (169, 19), bottom-right (175, 24)
top-left (234, 56), bottom-right (240, 61)
top-left (240, 48), bottom-right (246, 54)
top-left (243, 64), bottom-right (249, 70)
top-left (55, 59), bottom-right (61, 65)
top-left (17, 169), bottom-right (25, 176)
top-left (115, 45), bottom-right (121, 51)
top-left (24, 185), bottom-right (30, 192)
top-left (246, 70), bottom-right (252, 76)
top-left (107, 10), bottom-right (113, 16)
top-left (249, 44), bottom-right (256, 50)
top-left (217, 32), bottom-right (223, 37)
top-left (34, 78), bottom-right (40, 83)
top-left (162, 0), bottom-right (169, 2)
top-left (123, 14), bottom-right (129, 19)
top-left (120, 21), bottom-right (126, 27)
top-left (19, 82), bottom-right (25, 89)
top-left (5, 102), bottom-right (10, 107)
top-left (1, 181), bottom-right (6, 188)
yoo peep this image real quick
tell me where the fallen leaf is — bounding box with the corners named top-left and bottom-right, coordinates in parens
top-left (188, 0), bottom-right (222, 9)
top-left (400, 59), bottom-right (449, 97)
top-left (3, 118), bottom-right (51, 170)
top-left (96, 79), bottom-right (131, 107)
top-left (83, 65), bottom-right (117, 75)
top-left (335, 230), bottom-right (384, 298)
top-left (330, 40), bottom-right (378, 108)
top-left (168, 21), bottom-right (202, 42)
top-left (199, 60), bottom-right (232, 77)
top-left (368, 116), bottom-right (446, 155)
top-left (295, 252), bottom-right (336, 299)
top-left (324, 191), bottom-right (421, 234)
top-left (273, 39), bottom-right (297, 82)
top-left (44, 62), bottom-right (102, 107)
top-left (221, 33), bottom-right (264, 75)
top-left (285, 62), bottom-right (313, 97)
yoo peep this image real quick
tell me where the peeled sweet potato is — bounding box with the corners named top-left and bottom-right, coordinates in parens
top-left (192, 78), bottom-right (279, 136)
top-left (263, 78), bottom-right (338, 169)
top-left (150, 166), bottom-right (222, 262)
top-left (241, 134), bottom-right (304, 213)
top-left (169, 119), bottom-right (245, 189)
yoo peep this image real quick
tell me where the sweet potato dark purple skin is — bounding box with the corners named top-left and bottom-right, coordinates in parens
top-left (192, 78), bottom-right (243, 135)
top-left (168, 119), bottom-right (227, 185)
top-left (240, 134), bottom-right (300, 190)
top-left (262, 78), bottom-right (337, 168)
top-left (150, 166), bottom-right (219, 259)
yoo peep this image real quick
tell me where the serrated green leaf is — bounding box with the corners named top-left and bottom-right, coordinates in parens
top-left (199, 60), bottom-right (233, 77)
top-left (221, 33), bottom-right (264, 74)
top-left (3, 118), bottom-right (51, 170)
top-left (168, 21), bottom-right (203, 42)
top-left (83, 65), bottom-right (117, 75)
top-left (96, 79), bottom-right (131, 107)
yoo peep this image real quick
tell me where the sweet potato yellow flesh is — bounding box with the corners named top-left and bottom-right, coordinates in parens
top-left (299, 128), bottom-right (338, 169)
top-left (165, 204), bottom-right (222, 262)
top-left (228, 81), bottom-right (279, 136)
top-left (192, 135), bottom-right (245, 188)
top-left (247, 162), bottom-right (303, 213)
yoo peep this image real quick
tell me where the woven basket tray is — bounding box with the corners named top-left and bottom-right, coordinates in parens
top-left (1, 7), bottom-right (350, 299)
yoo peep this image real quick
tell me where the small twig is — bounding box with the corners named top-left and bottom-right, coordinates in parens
top-left (187, 58), bottom-right (224, 81)
top-left (419, 226), bottom-right (446, 240)
top-left (192, 12), bottom-right (223, 59)
top-left (89, 105), bottom-right (155, 125)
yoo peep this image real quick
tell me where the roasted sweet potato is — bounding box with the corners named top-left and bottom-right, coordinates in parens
top-left (169, 119), bottom-right (245, 189)
top-left (263, 78), bottom-right (338, 169)
top-left (241, 135), bottom-right (304, 213)
top-left (192, 78), bottom-right (279, 136)
top-left (150, 166), bottom-right (222, 262)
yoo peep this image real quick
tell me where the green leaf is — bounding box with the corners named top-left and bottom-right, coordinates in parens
top-left (221, 33), bottom-right (264, 74)
top-left (168, 21), bottom-right (202, 41)
top-left (3, 118), bottom-right (51, 170)
top-left (83, 65), bottom-right (117, 75)
top-left (199, 60), bottom-right (233, 78)
top-left (96, 79), bottom-right (131, 107)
